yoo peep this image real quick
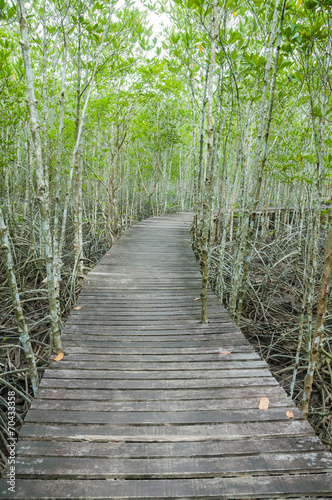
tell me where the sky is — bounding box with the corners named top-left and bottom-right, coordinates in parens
top-left (136, 0), bottom-right (170, 39)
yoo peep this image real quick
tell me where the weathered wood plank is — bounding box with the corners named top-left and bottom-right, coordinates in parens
top-left (53, 352), bottom-right (261, 361)
top-left (25, 408), bottom-right (301, 425)
top-left (38, 376), bottom-right (278, 389)
top-left (43, 368), bottom-right (272, 380)
top-left (77, 292), bottom-right (218, 299)
top-left (30, 395), bottom-right (295, 412)
top-left (34, 385), bottom-right (287, 401)
top-left (62, 345), bottom-right (255, 354)
top-left (12, 452), bottom-right (332, 479)
top-left (61, 333), bottom-right (247, 342)
top-left (72, 305), bottom-right (226, 311)
top-left (64, 319), bottom-right (235, 327)
top-left (3, 474), bottom-right (332, 499)
top-left (48, 360), bottom-right (267, 371)
top-left (16, 435), bottom-right (325, 458)
top-left (19, 419), bottom-right (315, 441)
top-left (62, 326), bottom-right (242, 334)
top-left (60, 340), bottom-right (251, 348)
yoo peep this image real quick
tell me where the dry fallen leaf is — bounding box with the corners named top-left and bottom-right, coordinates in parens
top-left (220, 350), bottom-right (231, 355)
top-left (286, 410), bottom-right (294, 419)
top-left (258, 397), bottom-right (269, 410)
top-left (193, 297), bottom-right (201, 301)
top-left (74, 306), bottom-right (83, 310)
top-left (53, 352), bottom-right (64, 361)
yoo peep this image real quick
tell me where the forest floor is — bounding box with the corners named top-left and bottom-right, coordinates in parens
top-left (209, 216), bottom-right (332, 449)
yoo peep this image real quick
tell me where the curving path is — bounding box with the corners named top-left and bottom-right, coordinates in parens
top-left (1, 213), bottom-right (332, 499)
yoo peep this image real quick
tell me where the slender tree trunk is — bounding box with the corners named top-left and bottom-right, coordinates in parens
top-left (73, 5), bottom-right (84, 281)
top-left (59, 3), bottom-right (112, 256)
top-left (230, 0), bottom-right (287, 323)
top-left (18, 0), bottom-right (62, 354)
top-left (53, 20), bottom-right (68, 317)
top-left (194, 64), bottom-right (209, 254)
top-left (301, 10), bottom-right (331, 417)
top-left (41, 0), bottom-right (50, 204)
top-left (0, 207), bottom-right (39, 394)
top-left (302, 207), bottom-right (332, 417)
top-left (200, 0), bottom-right (219, 324)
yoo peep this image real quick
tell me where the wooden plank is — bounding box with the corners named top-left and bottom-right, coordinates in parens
top-left (62, 346), bottom-right (254, 355)
top-left (38, 376), bottom-right (278, 389)
top-left (77, 292), bottom-right (218, 299)
top-left (64, 319), bottom-right (234, 326)
top-left (76, 296), bottom-right (219, 303)
top-left (30, 395), bottom-right (295, 412)
top-left (12, 452), bottom-right (332, 479)
top-left (61, 335), bottom-right (246, 343)
top-left (19, 419), bottom-right (315, 441)
top-left (60, 335), bottom-right (249, 345)
top-left (24, 408), bottom-right (301, 425)
top-left (62, 326), bottom-right (242, 334)
top-left (72, 300), bottom-right (224, 307)
top-left (63, 322), bottom-right (242, 330)
top-left (42, 368), bottom-right (272, 379)
top-left (88, 272), bottom-right (201, 278)
top-left (88, 268), bottom-right (200, 273)
top-left (79, 286), bottom-right (205, 290)
top-left (60, 340), bottom-right (251, 348)
top-left (48, 360), bottom-right (267, 371)
top-left (61, 334), bottom-right (243, 341)
top-left (61, 333), bottom-right (246, 342)
top-left (52, 352), bottom-right (261, 362)
top-left (69, 306), bottom-right (224, 312)
top-left (35, 385), bottom-right (287, 401)
top-left (63, 320), bottom-right (240, 329)
top-left (69, 311), bottom-right (229, 318)
top-left (5, 474), bottom-right (332, 499)
top-left (16, 435), bottom-right (326, 458)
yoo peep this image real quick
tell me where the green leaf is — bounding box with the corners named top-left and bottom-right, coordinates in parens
top-left (6, 5), bottom-right (16, 18)
top-left (312, 106), bottom-right (322, 118)
top-left (293, 71), bottom-right (304, 82)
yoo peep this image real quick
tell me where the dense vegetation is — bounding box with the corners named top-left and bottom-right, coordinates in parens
top-left (0, 0), bottom-right (331, 467)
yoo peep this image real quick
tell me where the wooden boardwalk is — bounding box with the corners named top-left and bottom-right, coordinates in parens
top-left (1, 213), bottom-right (332, 499)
